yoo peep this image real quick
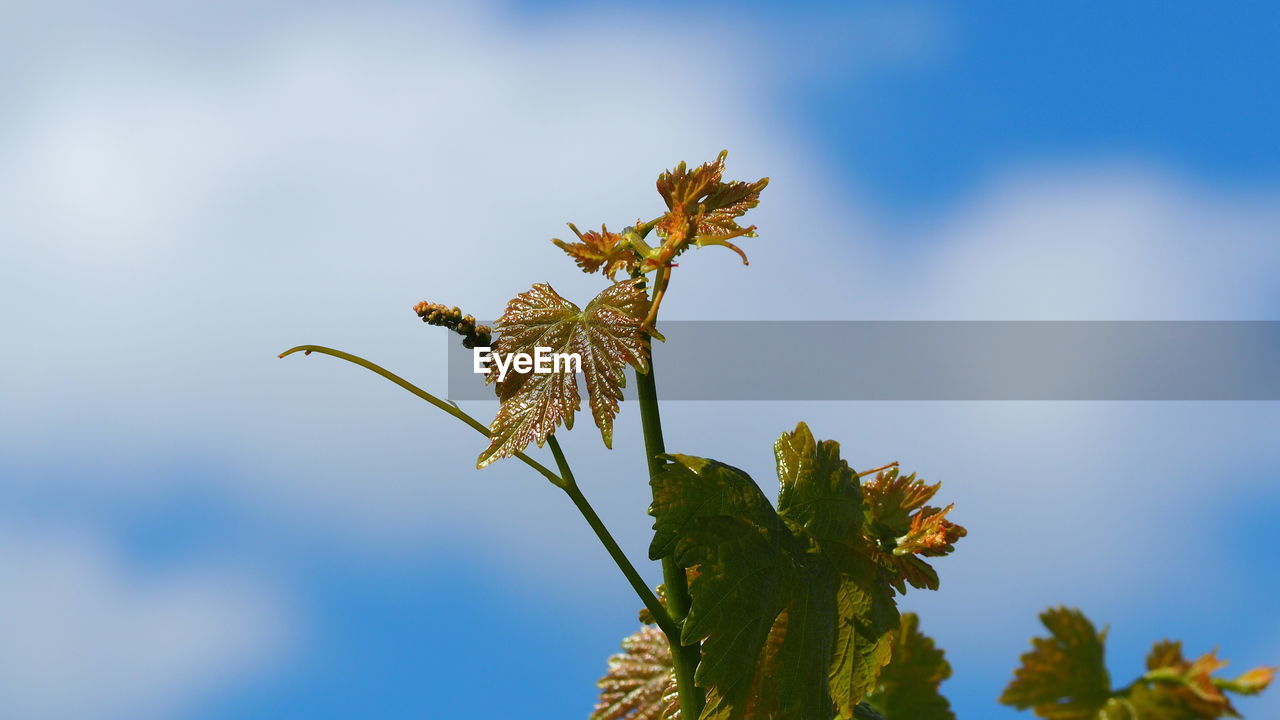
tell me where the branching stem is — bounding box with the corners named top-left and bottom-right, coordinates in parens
top-left (279, 345), bottom-right (565, 487)
top-left (547, 436), bottom-right (678, 639)
top-left (279, 344), bottom-right (678, 639)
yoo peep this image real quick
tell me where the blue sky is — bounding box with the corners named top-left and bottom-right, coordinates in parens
top-left (1, 2), bottom-right (1278, 719)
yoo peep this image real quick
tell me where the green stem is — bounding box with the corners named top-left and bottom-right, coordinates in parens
top-left (280, 345), bottom-right (566, 487)
top-left (280, 345), bottom-right (679, 640)
top-left (547, 436), bottom-right (678, 639)
top-left (636, 357), bottom-right (705, 719)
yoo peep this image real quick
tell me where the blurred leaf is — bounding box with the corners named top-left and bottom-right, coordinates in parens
top-left (592, 626), bottom-right (680, 720)
top-left (1218, 667), bottom-right (1275, 696)
top-left (851, 704), bottom-right (890, 720)
top-left (1004, 613), bottom-right (1274, 720)
top-left (1134, 639), bottom-right (1276, 718)
top-left (477, 279), bottom-right (649, 467)
top-left (865, 613), bottom-right (955, 720)
top-left (553, 223), bottom-right (642, 279)
top-left (1000, 607), bottom-right (1112, 720)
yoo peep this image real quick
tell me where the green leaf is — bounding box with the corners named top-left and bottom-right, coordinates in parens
top-left (864, 613), bottom-right (955, 720)
top-left (851, 704), bottom-right (889, 720)
top-left (477, 279), bottom-right (649, 467)
top-left (999, 607), bottom-right (1112, 720)
top-left (774, 422), bottom-right (862, 545)
top-left (830, 577), bottom-right (897, 718)
top-left (648, 423), bottom-right (936, 720)
top-left (592, 626), bottom-right (680, 720)
top-left (648, 455), bottom-right (780, 563)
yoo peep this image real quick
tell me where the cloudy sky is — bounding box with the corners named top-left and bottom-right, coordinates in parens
top-left (2, 1), bottom-right (1277, 718)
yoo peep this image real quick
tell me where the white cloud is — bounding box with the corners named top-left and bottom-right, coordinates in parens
top-left (0, 524), bottom-right (290, 720)
top-left (0, 0), bottom-right (1275, 670)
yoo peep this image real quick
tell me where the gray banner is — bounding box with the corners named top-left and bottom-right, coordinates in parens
top-left (446, 321), bottom-right (1280, 401)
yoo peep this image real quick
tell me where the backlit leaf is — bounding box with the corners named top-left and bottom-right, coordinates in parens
top-left (657, 151), bottom-right (768, 241)
top-left (999, 607), bottom-right (1112, 720)
top-left (859, 468), bottom-right (965, 593)
top-left (861, 468), bottom-right (941, 540)
top-left (477, 279), bottom-right (649, 467)
top-left (592, 626), bottom-right (680, 720)
top-left (864, 613), bottom-right (955, 720)
top-left (893, 504), bottom-right (966, 558)
top-left (1135, 639), bottom-right (1276, 718)
top-left (654, 151), bottom-right (768, 267)
top-left (648, 423), bottom-right (959, 720)
top-left (1003, 612), bottom-right (1273, 720)
top-left (553, 223), bottom-right (642, 279)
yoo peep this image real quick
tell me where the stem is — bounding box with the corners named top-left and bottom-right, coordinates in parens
top-left (857, 461), bottom-right (899, 478)
top-left (547, 436), bottom-right (679, 639)
top-left (280, 345), bottom-right (679, 640)
top-left (636, 357), bottom-right (706, 719)
top-left (279, 344), bottom-right (564, 487)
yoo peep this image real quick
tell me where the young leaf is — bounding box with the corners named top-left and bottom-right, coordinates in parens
top-left (893, 504), bottom-right (966, 558)
top-left (477, 279), bottom-right (650, 468)
top-left (859, 468), bottom-right (967, 593)
top-left (553, 223), bottom-right (641, 279)
top-left (861, 468), bottom-right (942, 540)
top-left (864, 613), bottom-right (956, 720)
top-left (592, 626), bottom-right (680, 720)
top-left (1000, 607), bottom-right (1112, 720)
top-left (656, 151), bottom-right (768, 248)
top-left (647, 423), bottom-right (959, 720)
top-left (1134, 639), bottom-right (1276, 718)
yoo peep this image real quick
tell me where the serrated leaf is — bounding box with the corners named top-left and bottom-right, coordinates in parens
top-left (592, 626), bottom-right (680, 720)
top-left (772, 424), bottom-right (896, 718)
top-left (830, 577), bottom-right (897, 717)
top-left (653, 151), bottom-right (768, 267)
top-left (648, 455), bottom-right (780, 563)
top-left (657, 151), bottom-right (768, 239)
top-left (477, 279), bottom-right (649, 467)
top-left (1000, 607), bottom-right (1112, 720)
top-left (647, 423), bottom-right (954, 720)
top-left (864, 613), bottom-right (955, 720)
top-left (893, 504), bottom-right (966, 558)
top-left (775, 422), bottom-right (862, 544)
top-left (858, 468), bottom-right (965, 593)
top-left (553, 223), bottom-right (641, 279)
top-left (861, 468), bottom-right (941, 540)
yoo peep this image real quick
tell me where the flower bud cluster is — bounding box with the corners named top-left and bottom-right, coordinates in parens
top-left (412, 301), bottom-right (492, 349)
